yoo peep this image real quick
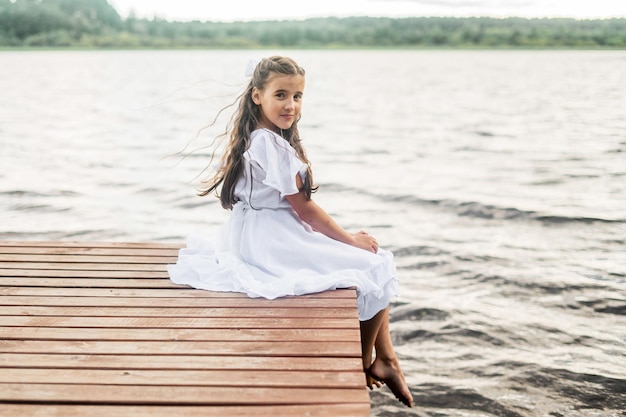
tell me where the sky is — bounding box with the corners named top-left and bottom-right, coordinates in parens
top-left (108, 0), bottom-right (626, 22)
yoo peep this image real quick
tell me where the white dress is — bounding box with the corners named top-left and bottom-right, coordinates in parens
top-left (167, 128), bottom-right (398, 321)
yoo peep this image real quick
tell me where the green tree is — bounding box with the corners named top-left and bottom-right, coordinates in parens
top-left (1, 4), bottom-right (625, 49)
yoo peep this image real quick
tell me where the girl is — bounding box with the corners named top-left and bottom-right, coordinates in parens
top-left (168, 56), bottom-right (413, 408)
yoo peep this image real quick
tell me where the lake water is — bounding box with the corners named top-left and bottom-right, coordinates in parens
top-left (1, 49), bottom-right (625, 416)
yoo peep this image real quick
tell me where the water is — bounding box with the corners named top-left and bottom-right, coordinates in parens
top-left (1, 50), bottom-right (625, 416)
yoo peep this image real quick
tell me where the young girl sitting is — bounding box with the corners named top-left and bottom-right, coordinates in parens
top-left (168, 55), bottom-right (413, 408)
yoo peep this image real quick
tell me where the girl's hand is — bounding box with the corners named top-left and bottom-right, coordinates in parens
top-left (286, 175), bottom-right (380, 252)
top-left (351, 231), bottom-right (379, 253)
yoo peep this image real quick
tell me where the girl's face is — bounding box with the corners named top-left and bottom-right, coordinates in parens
top-left (252, 74), bottom-right (304, 132)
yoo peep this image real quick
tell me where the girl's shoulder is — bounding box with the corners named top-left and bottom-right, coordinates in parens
top-left (250, 128), bottom-right (278, 142)
top-left (249, 129), bottom-right (292, 153)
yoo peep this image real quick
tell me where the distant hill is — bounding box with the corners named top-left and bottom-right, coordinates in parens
top-left (1, 0), bottom-right (625, 48)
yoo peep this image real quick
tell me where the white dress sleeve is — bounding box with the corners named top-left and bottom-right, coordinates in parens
top-left (246, 130), bottom-right (308, 198)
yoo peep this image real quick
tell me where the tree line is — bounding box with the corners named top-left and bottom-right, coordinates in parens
top-left (1, 0), bottom-right (625, 48)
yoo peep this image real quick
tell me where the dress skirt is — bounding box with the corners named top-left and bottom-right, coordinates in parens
top-left (167, 202), bottom-right (399, 321)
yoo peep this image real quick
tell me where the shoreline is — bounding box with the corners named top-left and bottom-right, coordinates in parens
top-left (1, 45), bottom-right (625, 52)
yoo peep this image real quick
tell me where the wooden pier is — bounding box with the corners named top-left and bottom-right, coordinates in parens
top-left (0, 241), bottom-right (370, 416)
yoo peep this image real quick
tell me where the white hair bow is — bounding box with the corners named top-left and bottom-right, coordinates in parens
top-left (245, 59), bottom-right (260, 77)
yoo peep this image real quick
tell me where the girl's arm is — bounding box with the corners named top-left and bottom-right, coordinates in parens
top-left (285, 175), bottom-right (378, 253)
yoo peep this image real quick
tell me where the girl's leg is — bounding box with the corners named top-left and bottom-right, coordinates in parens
top-left (359, 309), bottom-right (386, 388)
top-left (366, 308), bottom-right (414, 407)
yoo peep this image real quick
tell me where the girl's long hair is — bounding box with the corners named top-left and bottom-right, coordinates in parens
top-left (199, 56), bottom-right (317, 209)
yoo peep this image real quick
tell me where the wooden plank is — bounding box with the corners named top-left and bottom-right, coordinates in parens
top-left (0, 327), bottom-right (359, 342)
top-left (0, 353), bottom-right (362, 371)
top-left (0, 241), bottom-right (181, 249)
top-left (0, 269), bottom-right (169, 278)
top-left (0, 277), bottom-right (179, 287)
top-left (0, 340), bottom-right (361, 356)
top-left (0, 262), bottom-right (167, 271)
top-left (0, 305), bottom-right (357, 318)
top-left (0, 254), bottom-right (179, 263)
top-left (0, 384), bottom-right (370, 404)
top-left (0, 316), bottom-right (356, 328)
top-left (0, 247), bottom-right (180, 256)
top-left (0, 353), bottom-right (363, 371)
top-left (0, 287), bottom-right (356, 299)
top-left (1, 404), bottom-right (371, 417)
top-left (0, 295), bottom-right (357, 308)
top-left (0, 368), bottom-right (365, 387)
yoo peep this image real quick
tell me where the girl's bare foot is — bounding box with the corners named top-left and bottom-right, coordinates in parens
top-left (367, 356), bottom-right (413, 407)
top-left (365, 370), bottom-right (384, 389)
top-left (362, 356), bottom-right (383, 389)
